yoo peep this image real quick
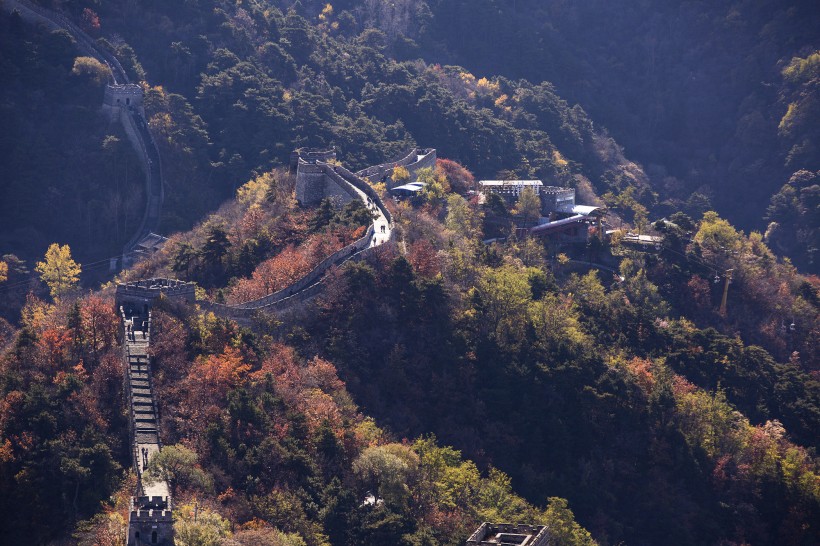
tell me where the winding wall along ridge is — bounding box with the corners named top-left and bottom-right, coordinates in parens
top-left (199, 149), bottom-right (434, 320)
top-left (4, 0), bottom-right (129, 83)
top-left (2, 0), bottom-right (163, 265)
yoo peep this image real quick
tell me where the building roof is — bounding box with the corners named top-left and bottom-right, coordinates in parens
top-left (572, 204), bottom-right (605, 216)
top-left (134, 232), bottom-right (168, 253)
top-left (529, 214), bottom-right (586, 235)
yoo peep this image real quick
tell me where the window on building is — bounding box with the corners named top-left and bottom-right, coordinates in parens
top-left (152, 531), bottom-right (157, 543)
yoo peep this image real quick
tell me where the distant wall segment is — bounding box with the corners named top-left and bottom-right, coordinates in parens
top-left (2, 0), bottom-right (164, 269)
top-left (355, 148), bottom-right (437, 184)
top-left (3, 0), bottom-right (129, 84)
top-left (205, 147), bottom-right (428, 321)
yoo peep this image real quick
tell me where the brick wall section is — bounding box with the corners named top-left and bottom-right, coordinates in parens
top-left (205, 147), bottom-right (417, 322)
top-left (119, 307), bottom-right (174, 546)
top-left (355, 148), bottom-right (437, 184)
top-left (119, 106), bottom-right (165, 265)
top-left (295, 162), bottom-right (331, 206)
top-left (289, 148), bottom-right (336, 172)
top-left (200, 240), bottom-right (395, 323)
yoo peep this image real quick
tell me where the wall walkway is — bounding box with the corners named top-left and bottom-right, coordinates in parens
top-left (120, 306), bottom-right (173, 546)
top-left (201, 148), bottom-right (426, 321)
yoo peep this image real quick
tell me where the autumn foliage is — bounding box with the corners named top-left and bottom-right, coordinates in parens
top-left (0, 293), bottom-right (124, 542)
top-left (227, 226), bottom-right (362, 303)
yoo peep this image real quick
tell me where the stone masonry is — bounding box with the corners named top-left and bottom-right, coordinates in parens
top-left (116, 279), bottom-right (197, 546)
top-left (294, 147), bottom-right (436, 207)
top-left (121, 308), bottom-right (172, 546)
top-left (202, 147), bottom-right (412, 322)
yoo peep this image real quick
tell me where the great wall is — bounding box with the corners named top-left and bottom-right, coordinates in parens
top-left (200, 146), bottom-right (436, 321)
top-left (3, 3), bottom-right (572, 544)
top-left (116, 280), bottom-right (196, 545)
top-left (108, 145), bottom-right (434, 543)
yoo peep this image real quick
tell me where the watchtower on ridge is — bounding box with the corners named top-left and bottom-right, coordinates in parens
top-left (293, 147), bottom-right (436, 207)
top-left (466, 522), bottom-right (552, 545)
top-left (115, 278), bottom-right (196, 312)
top-left (102, 83), bottom-right (144, 121)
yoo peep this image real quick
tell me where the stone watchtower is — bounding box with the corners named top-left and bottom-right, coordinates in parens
top-left (115, 278), bottom-right (196, 313)
top-left (290, 147), bottom-right (337, 173)
top-left (293, 148), bottom-right (340, 207)
top-left (102, 83), bottom-right (145, 121)
top-left (466, 523), bottom-right (552, 545)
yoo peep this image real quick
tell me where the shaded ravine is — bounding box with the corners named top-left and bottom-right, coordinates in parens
top-left (2, 0), bottom-right (164, 267)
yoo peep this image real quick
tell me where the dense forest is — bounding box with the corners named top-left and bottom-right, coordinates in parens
top-left (415, 0), bottom-right (820, 267)
top-left (0, 0), bottom-right (819, 545)
top-left (3, 0), bottom-right (818, 269)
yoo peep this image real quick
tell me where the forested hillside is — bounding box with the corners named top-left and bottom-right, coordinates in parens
top-left (0, 13), bottom-right (144, 263)
top-left (1, 1), bottom-right (819, 545)
top-left (413, 0), bottom-right (820, 271)
top-left (1, 0), bottom-right (654, 273)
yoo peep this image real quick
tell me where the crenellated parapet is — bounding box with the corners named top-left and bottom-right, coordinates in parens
top-left (356, 148), bottom-right (437, 186)
top-left (466, 522), bottom-right (552, 546)
top-left (294, 147), bottom-right (436, 208)
top-left (120, 294), bottom-right (174, 545)
top-left (103, 84), bottom-right (145, 120)
top-left (127, 498), bottom-right (173, 546)
top-left (116, 278), bottom-right (197, 310)
top-left (295, 160), bottom-right (360, 207)
top-left (289, 147), bottom-right (337, 172)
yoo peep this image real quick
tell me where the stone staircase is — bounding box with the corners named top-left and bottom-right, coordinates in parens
top-left (126, 343), bottom-right (159, 447)
top-left (121, 309), bottom-right (172, 545)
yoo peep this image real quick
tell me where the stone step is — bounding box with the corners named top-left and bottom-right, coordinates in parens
top-left (136, 432), bottom-right (159, 444)
top-left (135, 427), bottom-right (159, 436)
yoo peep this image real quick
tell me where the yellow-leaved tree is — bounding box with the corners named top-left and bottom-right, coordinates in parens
top-left (35, 243), bottom-right (81, 299)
